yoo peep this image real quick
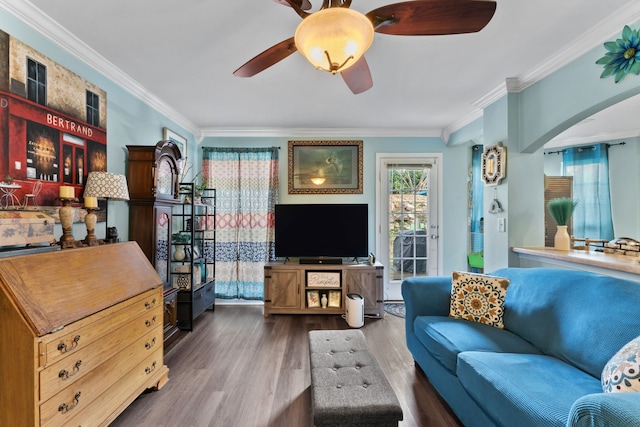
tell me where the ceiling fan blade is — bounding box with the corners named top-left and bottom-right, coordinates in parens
top-left (271, 0), bottom-right (310, 18)
top-left (272, 0), bottom-right (312, 11)
top-left (233, 37), bottom-right (298, 78)
top-left (367, 0), bottom-right (497, 36)
top-left (341, 56), bottom-right (373, 94)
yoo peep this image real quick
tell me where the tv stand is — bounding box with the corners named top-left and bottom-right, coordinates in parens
top-left (263, 261), bottom-right (383, 318)
top-left (299, 257), bottom-right (343, 265)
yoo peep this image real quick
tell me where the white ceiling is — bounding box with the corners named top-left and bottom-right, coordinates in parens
top-left (7, 0), bottom-right (640, 145)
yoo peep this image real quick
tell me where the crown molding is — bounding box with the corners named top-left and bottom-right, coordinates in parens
top-left (447, 0), bottom-right (640, 136)
top-left (441, 108), bottom-right (483, 145)
top-left (1, 0), bottom-right (200, 138)
top-left (199, 127), bottom-right (443, 139)
top-left (508, 1), bottom-right (640, 93)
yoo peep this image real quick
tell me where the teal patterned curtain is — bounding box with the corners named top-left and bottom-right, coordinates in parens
top-left (202, 147), bottom-right (279, 300)
top-left (562, 144), bottom-right (614, 240)
top-left (470, 145), bottom-right (484, 251)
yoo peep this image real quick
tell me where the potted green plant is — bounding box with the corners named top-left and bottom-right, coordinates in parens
top-left (194, 179), bottom-right (208, 204)
top-left (171, 232), bottom-right (190, 261)
top-left (195, 179), bottom-right (207, 197)
top-left (547, 197), bottom-right (578, 250)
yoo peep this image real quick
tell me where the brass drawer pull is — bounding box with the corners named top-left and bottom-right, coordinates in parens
top-left (144, 298), bottom-right (157, 309)
top-left (57, 335), bottom-right (80, 353)
top-left (145, 337), bottom-right (156, 350)
top-left (58, 391), bottom-right (81, 413)
top-left (58, 360), bottom-right (82, 380)
top-left (145, 316), bottom-right (157, 327)
top-left (145, 361), bottom-right (157, 375)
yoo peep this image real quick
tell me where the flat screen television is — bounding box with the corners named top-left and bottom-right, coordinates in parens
top-left (274, 204), bottom-right (368, 260)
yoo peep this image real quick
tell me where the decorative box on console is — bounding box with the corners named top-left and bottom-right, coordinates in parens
top-left (172, 264), bottom-right (201, 290)
top-left (0, 211), bottom-right (55, 247)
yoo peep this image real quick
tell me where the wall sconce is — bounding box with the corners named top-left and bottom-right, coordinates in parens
top-left (294, 8), bottom-right (374, 74)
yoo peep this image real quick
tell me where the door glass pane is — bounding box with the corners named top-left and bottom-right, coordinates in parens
top-left (388, 166), bottom-right (430, 281)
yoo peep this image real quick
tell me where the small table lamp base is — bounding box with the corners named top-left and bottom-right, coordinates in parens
top-left (84, 208), bottom-right (102, 246)
top-left (58, 198), bottom-right (79, 249)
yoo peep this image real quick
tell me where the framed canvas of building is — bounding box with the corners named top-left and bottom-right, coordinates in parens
top-left (0, 29), bottom-right (108, 222)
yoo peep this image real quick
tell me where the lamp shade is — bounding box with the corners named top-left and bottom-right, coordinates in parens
top-left (83, 172), bottom-right (130, 201)
top-left (294, 8), bottom-right (374, 74)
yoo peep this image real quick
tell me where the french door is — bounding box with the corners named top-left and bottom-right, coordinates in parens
top-left (376, 154), bottom-right (441, 301)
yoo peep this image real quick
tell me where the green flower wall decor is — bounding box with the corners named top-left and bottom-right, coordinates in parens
top-left (596, 25), bottom-right (640, 83)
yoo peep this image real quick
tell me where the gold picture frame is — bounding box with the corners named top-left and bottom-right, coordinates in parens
top-left (307, 290), bottom-right (321, 308)
top-left (288, 140), bottom-right (363, 194)
top-left (328, 290), bottom-right (342, 308)
top-left (481, 143), bottom-right (506, 186)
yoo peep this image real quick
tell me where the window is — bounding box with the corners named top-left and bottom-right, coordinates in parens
top-left (388, 165), bottom-right (430, 280)
top-left (86, 90), bottom-right (100, 127)
top-left (562, 144), bottom-right (614, 240)
top-left (26, 58), bottom-right (46, 105)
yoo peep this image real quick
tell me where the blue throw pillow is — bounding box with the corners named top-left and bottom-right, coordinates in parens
top-left (602, 335), bottom-right (640, 393)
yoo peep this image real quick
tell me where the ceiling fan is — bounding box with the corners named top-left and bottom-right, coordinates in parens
top-left (233, 0), bottom-right (496, 94)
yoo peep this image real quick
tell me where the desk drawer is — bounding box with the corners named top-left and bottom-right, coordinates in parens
top-left (40, 289), bottom-right (161, 367)
top-left (39, 327), bottom-right (162, 427)
top-left (65, 348), bottom-right (165, 427)
top-left (39, 302), bottom-right (163, 402)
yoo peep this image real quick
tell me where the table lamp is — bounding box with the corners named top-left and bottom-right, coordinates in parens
top-left (83, 172), bottom-right (130, 243)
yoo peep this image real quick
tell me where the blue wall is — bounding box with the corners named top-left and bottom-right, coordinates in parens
top-left (199, 136), bottom-right (472, 273)
top-left (481, 18), bottom-right (640, 270)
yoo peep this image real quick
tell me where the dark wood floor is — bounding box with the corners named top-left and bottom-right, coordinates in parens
top-left (111, 305), bottom-right (462, 427)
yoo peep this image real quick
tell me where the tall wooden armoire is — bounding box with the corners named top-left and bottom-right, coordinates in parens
top-left (126, 140), bottom-right (182, 347)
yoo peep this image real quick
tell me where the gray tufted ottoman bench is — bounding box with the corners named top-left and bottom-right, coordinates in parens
top-left (308, 329), bottom-right (403, 427)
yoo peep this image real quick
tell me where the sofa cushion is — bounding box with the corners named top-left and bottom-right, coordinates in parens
top-left (602, 335), bottom-right (640, 393)
top-left (457, 351), bottom-right (603, 427)
top-left (450, 271), bottom-right (510, 328)
top-left (491, 268), bottom-right (640, 378)
top-left (414, 316), bottom-right (541, 374)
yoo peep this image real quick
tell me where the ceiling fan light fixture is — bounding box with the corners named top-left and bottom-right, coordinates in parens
top-left (294, 8), bottom-right (374, 74)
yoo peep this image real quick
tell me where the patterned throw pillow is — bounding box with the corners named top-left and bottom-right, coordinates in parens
top-left (449, 271), bottom-right (510, 329)
top-left (602, 335), bottom-right (640, 393)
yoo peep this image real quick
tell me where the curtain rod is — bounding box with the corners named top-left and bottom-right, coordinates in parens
top-left (544, 141), bottom-right (626, 155)
top-left (202, 146), bottom-right (281, 149)
top-left (608, 141), bottom-right (627, 148)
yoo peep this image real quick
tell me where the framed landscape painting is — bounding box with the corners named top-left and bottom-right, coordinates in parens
top-left (288, 140), bottom-right (363, 194)
top-left (163, 127), bottom-right (187, 158)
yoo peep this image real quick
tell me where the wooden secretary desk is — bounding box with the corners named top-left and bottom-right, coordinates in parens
top-left (0, 242), bottom-right (168, 426)
top-left (126, 140), bottom-right (183, 347)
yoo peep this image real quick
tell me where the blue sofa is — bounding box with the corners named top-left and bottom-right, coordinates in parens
top-left (402, 267), bottom-right (640, 427)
